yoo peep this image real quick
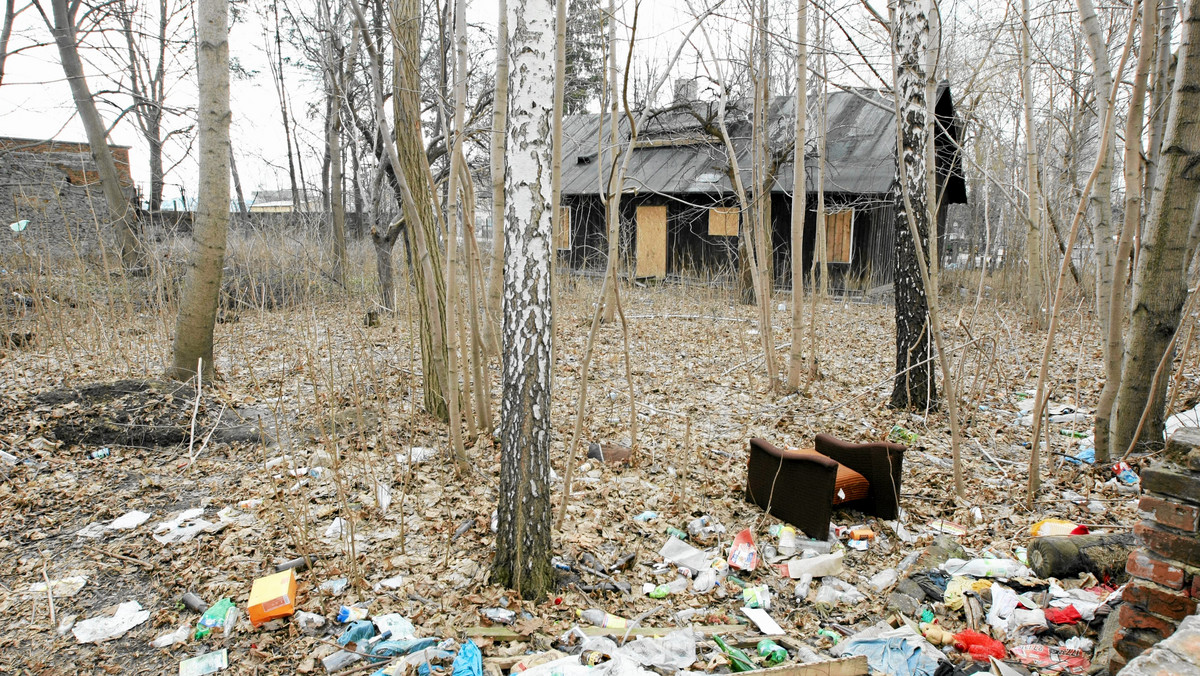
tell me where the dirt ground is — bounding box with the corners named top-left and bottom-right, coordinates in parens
top-left (0, 267), bottom-right (1148, 674)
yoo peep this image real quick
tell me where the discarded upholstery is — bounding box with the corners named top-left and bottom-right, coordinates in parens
top-left (745, 434), bottom-right (905, 540)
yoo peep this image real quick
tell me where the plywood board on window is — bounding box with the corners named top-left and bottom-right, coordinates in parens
top-left (635, 205), bottom-right (667, 278)
top-left (708, 206), bottom-right (740, 237)
top-left (555, 206), bottom-right (571, 250)
top-left (825, 209), bottom-right (853, 264)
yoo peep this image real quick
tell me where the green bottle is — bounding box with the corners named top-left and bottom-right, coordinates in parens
top-left (713, 635), bottom-right (756, 672)
top-left (757, 639), bottom-right (787, 666)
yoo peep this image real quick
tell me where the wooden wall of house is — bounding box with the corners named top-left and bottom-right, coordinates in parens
top-left (564, 190), bottom-right (920, 292)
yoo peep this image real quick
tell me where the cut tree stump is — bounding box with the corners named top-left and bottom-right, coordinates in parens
top-left (1028, 532), bottom-right (1137, 580)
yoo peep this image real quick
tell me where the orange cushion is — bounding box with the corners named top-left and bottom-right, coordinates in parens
top-left (788, 448), bottom-right (870, 504)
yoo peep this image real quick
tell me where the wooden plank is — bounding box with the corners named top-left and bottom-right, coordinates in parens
top-left (556, 206), bottom-right (571, 251)
top-left (635, 205), bottom-right (667, 278)
top-left (461, 623), bottom-right (748, 641)
top-left (740, 656), bottom-right (868, 676)
top-left (709, 206), bottom-right (739, 237)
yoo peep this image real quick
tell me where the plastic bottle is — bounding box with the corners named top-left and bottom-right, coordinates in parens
top-left (756, 639), bottom-right (788, 666)
top-left (712, 635), bottom-right (756, 672)
top-left (794, 573), bottom-right (813, 601)
top-left (194, 598), bottom-right (237, 639)
top-left (817, 628), bottom-right (840, 644)
top-left (777, 526), bottom-right (797, 556)
top-left (868, 568), bottom-right (898, 592)
top-left (649, 577), bottom-right (689, 598)
top-left (890, 426), bottom-right (919, 444)
top-left (665, 527), bottom-right (689, 540)
top-left (687, 515), bottom-right (713, 536)
top-left (577, 608), bottom-right (627, 629)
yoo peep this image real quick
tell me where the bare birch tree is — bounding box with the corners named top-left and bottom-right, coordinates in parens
top-left (483, 0), bottom-right (508, 357)
top-left (890, 0), bottom-right (936, 411)
top-left (786, 0), bottom-right (807, 391)
top-left (166, 0), bottom-right (227, 381)
top-left (1075, 0), bottom-right (1116, 342)
top-left (494, 0), bottom-right (555, 600)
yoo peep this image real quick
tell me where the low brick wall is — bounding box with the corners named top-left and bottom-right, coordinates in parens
top-left (1113, 428), bottom-right (1200, 671)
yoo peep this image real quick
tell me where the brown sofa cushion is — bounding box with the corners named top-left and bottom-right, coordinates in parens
top-left (786, 447), bottom-right (870, 504)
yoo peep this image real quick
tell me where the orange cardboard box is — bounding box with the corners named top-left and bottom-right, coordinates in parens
top-left (848, 528), bottom-right (876, 541)
top-left (248, 569), bottom-right (297, 626)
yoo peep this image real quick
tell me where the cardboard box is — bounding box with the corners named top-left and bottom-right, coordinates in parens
top-left (248, 569), bottom-right (296, 626)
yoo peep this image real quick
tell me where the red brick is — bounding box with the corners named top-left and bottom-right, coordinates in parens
top-left (1135, 520), bottom-right (1200, 564)
top-left (1118, 604), bottom-right (1179, 638)
top-left (1124, 580), bottom-right (1199, 621)
top-left (1107, 651), bottom-right (1127, 673)
top-left (1140, 494), bottom-right (1200, 531)
top-left (1142, 465), bottom-right (1200, 505)
top-left (1115, 626), bottom-right (1163, 661)
top-left (1127, 549), bottom-right (1188, 589)
top-left (1192, 574), bottom-right (1200, 598)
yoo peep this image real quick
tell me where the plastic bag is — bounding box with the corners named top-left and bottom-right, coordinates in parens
top-left (452, 640), bottom-right (482, 676)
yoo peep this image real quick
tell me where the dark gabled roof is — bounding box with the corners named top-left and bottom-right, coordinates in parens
top-left (560, 85), bottom-right (966, 202)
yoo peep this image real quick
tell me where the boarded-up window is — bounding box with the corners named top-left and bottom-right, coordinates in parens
top-left (708, 206), bottom-right (740, 237)
top-left (556, 206), bottom-right (571, 250)
top-left (635, 205), bottom-right (667, 278)
top-left (825, 209), bottom-right (853, 264)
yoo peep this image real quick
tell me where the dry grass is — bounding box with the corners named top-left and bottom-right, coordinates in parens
top-left (0, 226), bottom-right (1167, 673)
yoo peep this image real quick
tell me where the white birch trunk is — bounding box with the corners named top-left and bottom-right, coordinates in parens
top-left (494, 0), bottom-right (555, 599)
top-left (1075, 0), bottom-right (1116, 349)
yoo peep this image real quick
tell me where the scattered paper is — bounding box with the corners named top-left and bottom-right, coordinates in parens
top-left (179, 649), bottom-right (228, 676)
top-left (72, 600), bottom-right (150, 643)
top-left (109, 510), bottom-right (152, 530)
top-left (154, 508), bottom-right (224, 545)
top-left (26, 575), bottom-right (87, 599)
top-left (324, 517), bottom-right (346, 539)
top-left (742, 607), bottom-right (785, 635)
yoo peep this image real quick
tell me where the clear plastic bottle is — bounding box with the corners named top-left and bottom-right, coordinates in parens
top-left (794, 573), bottom-right (813, 601)
top-left (577, 608), bottom-right (627, 628)
top-left (649, 577), bottom-right (689, 598)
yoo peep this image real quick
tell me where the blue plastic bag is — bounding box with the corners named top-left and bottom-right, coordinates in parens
top-left (453, 640), bottom-right (482, 676)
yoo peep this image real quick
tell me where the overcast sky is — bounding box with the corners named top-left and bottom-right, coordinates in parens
top-left (0, 0), bottom-right (882, 209)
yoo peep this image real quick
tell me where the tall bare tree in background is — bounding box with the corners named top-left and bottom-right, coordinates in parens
top-left (483, 0), bottom-right (508, 356)
top-left (166, 0), bottom-right (227, 381)
top-left (35, 0), bottom-right (147, 272)
top-left (786, 0), bottom-right (807, 391)
top-left (107, 0), bottom-right (194, 213)
top-left (1114, 1), bottom-right (1200, 454)
top-left (494, 0), bottom-right (555, 601)
top-left (1075, 0), bottom-right (1115, 348)
top-left (1020, 0), bottom-right (1046, 328)
top-left (393, 0), bottom-right (451, 421)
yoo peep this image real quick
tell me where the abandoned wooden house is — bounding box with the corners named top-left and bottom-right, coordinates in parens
top-left (556, 84), bottom-right (967, 290)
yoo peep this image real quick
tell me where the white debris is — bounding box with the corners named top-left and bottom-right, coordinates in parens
top-left (26, 575), bottom-right (87, 599)
top-left (396, 447), bottom-right (437, 464)
top-left (72, 600), bottom-right (150, 643)
top-left (109, 510), bottom-right (152, 530)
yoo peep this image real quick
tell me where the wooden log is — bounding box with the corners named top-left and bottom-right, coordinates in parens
top-left (1028, 532), bottom-right (1138, 579)
top-left (737, 655), bottom-right (868, 676)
